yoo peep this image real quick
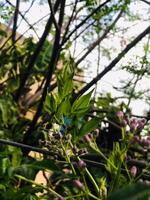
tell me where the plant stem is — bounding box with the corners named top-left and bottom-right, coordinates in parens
top-left (15, 174), bottom-right (62, 198)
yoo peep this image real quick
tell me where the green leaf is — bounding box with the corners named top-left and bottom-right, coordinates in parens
top-left (0, 184), bottom-right (6, 191)
top-left (31, 159), bottom-right (58, 171)
top-left (63, 78), bottom-right (73, 97)
top-left (56, 97), bottom-right (71, 118)
top-left (71, 90), bottom-right (93, 115)
top-left (0, 100), bottom-right (8, 125)
top-left (45, 94), bottom-right (57, 113)
top-left (79, 118), bottom-right (99, 138)
top-left (108, 183), bottom-right (150, 200)
top-left (2, 158), bottom-right (10, 174)
top-left (11, 148), bottom-right (22, 167)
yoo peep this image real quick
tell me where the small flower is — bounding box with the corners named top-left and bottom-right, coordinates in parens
top-left (77, 160), bottom-right (86, 169)
top-left (73, 180), bottom-right (84, 190)
top-left (130, 166), bottom-right (137, 177)
top-left (116, 111), bottom-right (124, 119)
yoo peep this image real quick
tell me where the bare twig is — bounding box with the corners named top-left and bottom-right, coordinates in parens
top-left (6, 0), bottom-right (39, 39)
top-left (11, 0), bottom-right (20, 43)
top-left (22, 0), bottom-right (66, 152)
top-left (47, 0), bottom-right (60, 32)
top-left (61, 0), bottom-right (111, 45)
top-left (61, 0), bottom-right (78, 45)
top-left (0, 13), bottom-right (50, 51)
top-left (0, 139), bottom-right (149, 180)
top-left (74, 25), bottom-right (150, 100)
top-left (14, 0), bottom-right (61, 102)
top-left (140, 0), bottom-right (150, 5)
top-left (76, 10), bottom-right (123, 65)
top-left (0, 139), bottom-right (54, 156)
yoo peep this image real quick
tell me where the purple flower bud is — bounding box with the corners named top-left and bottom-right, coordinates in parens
top-left (77, 160), bottom-right (86, 169)
top-left (137, 119), bottom-right (146, 130)
top-left (124, 115), bottom-right (129, 124)
top-left (83, 134), bottom-right (91, 143)
top-left (130, 118), bottom-right (138, 131)
top-left (131, 135), bottom-right (140, 144)
top-left (141, 138), bottom-right (150, 147)
top-left (141, 118), bottom-right (147, 124)
top-left (130, 166), bottom-right (137, 177)
top-left (120, 119), bottom-right (127, 127)
top-left (73, 180), bottom-right (84, 190)
top-left (116, 111), bottom-right (124, 119)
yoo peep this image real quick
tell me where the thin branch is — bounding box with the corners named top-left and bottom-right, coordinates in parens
top-left (47, 0), bottom-right (60, 32)
top-left (61, 0), bottom-right (111, 45)
top-left (14, 0), bottom-right (61, 102)
top-left (0, 139), bottom-right (54, 156)
top-left (22, 0), bottom-right (66, 152)
top-left (11, 0), bottom-right (20, 43)
top-left (0, 139), bottom-right (149, 180)
top-left (0, 13), bottom-right (50, 51)
top-left (6, 0), bottom-right (39, 40)
top-left (74, 25), bottom-right (150, 100)
top-left (140, 0), bottom-right (150, 5)
top-left (61, 0), bottom-right (78, 45)
top-left (76, 10), bottom-right (123, 65)
top-left (72, 19), bottom-right (96, 46)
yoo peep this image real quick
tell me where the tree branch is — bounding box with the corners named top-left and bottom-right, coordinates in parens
top-left (6, 0), bottom-right (39, 39)
top-left (61, 0), bottom-right (111, 45)
top-left (14, 0), bottom-right (61, 102)
top-left (0, 139), bottom-right (149, 180)
top-left (74, 25), bottom-right (150, 100)
top-left (0, 139), bottom-right (55, 156)
top-left (61, 0), bottom-right (78, 45)
top-left (0, 13), bottom-right (50, 52)
top-left (47, 0), bottom-right (60, 32)
top-left (22, 0), bottom-right (66, 153)
top-left (11, 0), bottom-right (20, 43)
top-left (140, 0), bottom-right (150, 5)
top-left (76, 10), bottom-right (123, 65)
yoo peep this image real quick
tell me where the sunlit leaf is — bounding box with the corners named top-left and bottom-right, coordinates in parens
top-left (108, 183), bottom-right (150, 200)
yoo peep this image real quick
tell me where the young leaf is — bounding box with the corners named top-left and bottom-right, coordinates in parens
top-left (44, 94), bottom-right (57, 113)
top-left (71, 90), bottom-right (93, 115)
top-left (78, 118), bottom-right (99, 138)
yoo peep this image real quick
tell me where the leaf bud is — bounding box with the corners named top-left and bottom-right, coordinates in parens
top-left (130, 166), bottom-right (137, 177)
top-left (73, 179), bottom-right (84, 190)
top-left (77, 159), bottom-right (86, 169)
top-left (141, 138), bottom-right (150, 147)
top-left (83, 134), bottom-right (91, 143)
top-left (116, 111), bottom-right (124, 119)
